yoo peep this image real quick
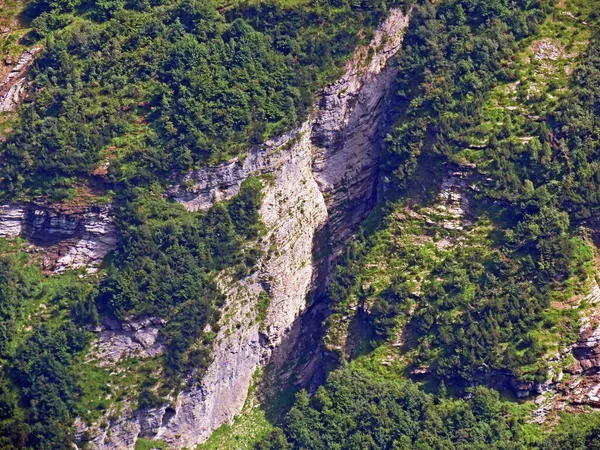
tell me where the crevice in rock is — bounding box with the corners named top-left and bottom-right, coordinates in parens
top-left (77, 9), bottom-right (412, 449)
top-left (0, 202), bottom-right (117, 273)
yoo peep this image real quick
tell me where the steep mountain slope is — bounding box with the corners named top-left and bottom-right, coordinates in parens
top-left (0, 0), bottom-right (409, 449)
top-left (2, 0), bottom-right (600, 449)
top-left (256, 0), bottom-right (600, 448)
top-left (74, 9), bottom-right (410, 449)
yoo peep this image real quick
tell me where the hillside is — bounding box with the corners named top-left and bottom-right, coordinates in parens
top-left (0, 0), bottom-right (600, 449)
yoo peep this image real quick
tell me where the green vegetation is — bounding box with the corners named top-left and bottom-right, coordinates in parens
top-left (2, 0), bottom-right (600, 447)
top-left (198, 368), bottom-right (274, 450)
top-left (0, 0), bottom-right (391, 200)
top-left (99, 177), bottom-right (264, 387)
top-left (258, 365), bottom-right (600, 450)
top-left (0, 0), bottom-right (397, 446)
top-left (326, 0), bottom-right (572, 385)
top-left (198, 406), bottom-right (273, 450)
top-left (259, 0), bottom-right (600, 448)
top-left (0, 248), bottom-right (97, 449)
top-left (134, 438), bottom-right (169, 450)
top-left (323, 0), bottom-right (600, 386)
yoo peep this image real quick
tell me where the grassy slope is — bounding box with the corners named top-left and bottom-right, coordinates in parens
top-left (324, 0), bottom-right (598, 390)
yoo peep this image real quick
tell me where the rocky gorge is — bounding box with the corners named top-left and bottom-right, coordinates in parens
top-left (73, 8), bottom-right (411, 449)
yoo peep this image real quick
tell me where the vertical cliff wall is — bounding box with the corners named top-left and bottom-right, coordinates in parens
top-left (78, 9), bottom-right (410, 449)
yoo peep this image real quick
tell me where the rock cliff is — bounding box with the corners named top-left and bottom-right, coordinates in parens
top-left (0, 47), bottom-right (42, 114)
top-left (0, 202), bottom-right (117, 273)
top-left (80, 8), bottom-right (410, 449)
top-left (531, 281), bottom-right (600, 422)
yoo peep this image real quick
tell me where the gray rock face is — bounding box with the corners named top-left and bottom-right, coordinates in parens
top-left (311, 10), bottom-right (408, 247)
top-left (88, 317), bottom-right (166, 367)
top-left (0, 47), bottom-right (42, 113)
top-left (79, 9), bottom-right (410, 450)
top-left (0, 202), bottom-right (117, 273)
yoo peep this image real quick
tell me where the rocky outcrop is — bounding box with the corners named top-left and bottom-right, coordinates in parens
top-left (0, 202), bottom-right (117, 272)
top-left (0, 47), bottom-right (42, 113)
top-left (310, 11), bottom-right (408, 247)
top-left (529, 282), bottom-right (600, 422)
top-left (87, 317), bottom-right (166, 368)
top-left (80, 8), bottom-right (411, 449)
top-left (167, 9), bottom-right (410, 245)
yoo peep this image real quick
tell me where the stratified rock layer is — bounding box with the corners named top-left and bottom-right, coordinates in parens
top-left (79, 9), bottom-right (410, 449)
top-left (0, 202), bottom-right (117, 272)
top-left (0, 47), bottom-right (42, 113)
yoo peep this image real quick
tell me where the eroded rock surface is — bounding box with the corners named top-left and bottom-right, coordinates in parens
top-left (0, 202), bottom-right (117, 272)
top-left (81, 9), bottom-right (411, 449)
top-left (88, 317), bottom-right (166, 368)
top-left (0, 47), bottom-right (42, 113)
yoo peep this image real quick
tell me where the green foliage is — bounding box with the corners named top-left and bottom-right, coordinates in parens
top-left (481, 26), bottom-right (600, 223)
top-left (258, 366), bottom-right (600, 450)
top-left (258, 367), bottom-right (528, 450)
top-left (198, 406), bottom-right (274, 450)
top-left (0, 255), bottom-right (40, 359)
top-left (256, 290), bottom-right (271, 327)
top-left (3, 0), bottom-right (600, 447)
top-left (11, 324), bottom-right (91, 449)
top-left (325, 0), bottom-right (598, 384)
top-left (98, 179), bottom-right (264, 381)
top-left (0, 246), bottom-right (99, 448)
top-left (135, 438), bottom-right (169, 450)
top-left (383, 0), bottom-right (551, 188)
top-left (0, 0), bottom-right (389, 199)
top-left (0, 0), bottom-right (394, 443)
top-left (540, 413), bottom-right (600, 450)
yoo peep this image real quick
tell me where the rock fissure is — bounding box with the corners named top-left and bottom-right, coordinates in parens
top-left (78, 8), bottom-right (411, 449)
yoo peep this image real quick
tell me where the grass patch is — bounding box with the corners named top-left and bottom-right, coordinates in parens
top-left (197, 406), bottom-right (273, 450)
top-left (134, 438), bottom-right (168, 450)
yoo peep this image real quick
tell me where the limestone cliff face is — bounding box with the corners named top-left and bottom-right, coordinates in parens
top-left (0, 202), bottom-right (117, 273)
top-left (311, 13), bottom-right (407, 248)
top-left (80, 9), bottom-right (410, 449)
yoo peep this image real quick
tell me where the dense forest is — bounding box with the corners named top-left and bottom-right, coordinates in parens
top-left (259, 366), bottom-right (600, 450)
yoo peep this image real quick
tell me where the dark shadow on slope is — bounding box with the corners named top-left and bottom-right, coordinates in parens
top-left (259, 299), bottom-right (336, 424)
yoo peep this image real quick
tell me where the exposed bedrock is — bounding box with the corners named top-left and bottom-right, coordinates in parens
top-left (79, 8), bottom-right (411, 449)
top-left (0, 202), bottom-right (117, 272)
top-left (0, 47), bottom-right (42, 114)
top-left (0, 46), bottom-right (118, 274)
